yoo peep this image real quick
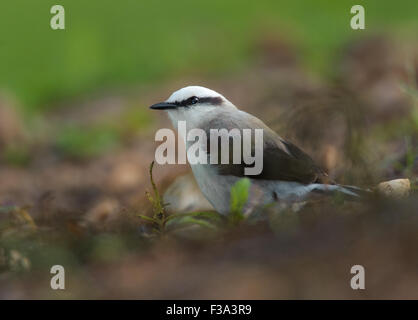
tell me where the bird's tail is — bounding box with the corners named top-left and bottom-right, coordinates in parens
top-left (310, 183), bottom-right (371, 201)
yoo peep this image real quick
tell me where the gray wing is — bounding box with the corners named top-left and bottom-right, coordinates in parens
top-left (202, 110), bottom-right (329, 184)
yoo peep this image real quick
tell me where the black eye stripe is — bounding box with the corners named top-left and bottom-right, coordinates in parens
top-left (175, 96), bottom-right (197, 106)
top-left (175, 96), bottom-right (223, 107)
top-left (199, 97), bottom-right (223, 105)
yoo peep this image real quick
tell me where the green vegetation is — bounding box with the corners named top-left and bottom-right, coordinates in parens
top-left (54, 105), bottom-right (153, 159)
top-left (229, 178), bottom-right (251, 225)
top-left (0, 0), bottom-right (417, 114)
top-left (1, 144), bottom-right (31, 167)
top-left (55, 125), bottom-right (120, 159)
top-left (139, 162), bottom-right (252, 235)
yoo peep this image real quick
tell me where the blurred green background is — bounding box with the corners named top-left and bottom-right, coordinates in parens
top-left (0, 0), bottom-right (417, 114)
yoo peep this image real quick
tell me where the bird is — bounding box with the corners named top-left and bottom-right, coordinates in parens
top-left (149, 85), bottom-right (365, 215)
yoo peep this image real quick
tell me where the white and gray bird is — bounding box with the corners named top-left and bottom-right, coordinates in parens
top-left (150, 86), bottom-right (363, 215)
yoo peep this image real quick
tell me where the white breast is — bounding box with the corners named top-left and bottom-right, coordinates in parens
top-left (189, 163), bottom-right (233, 215)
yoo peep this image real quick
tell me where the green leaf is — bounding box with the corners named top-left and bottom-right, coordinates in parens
top-left (137, 215), bottom-right (158, 224)
top-left (229, 178), bottom-right (251, 224)
top-left (148, 161), bottom-right (165, 219)
top-left (169, 216), bottom-right (218, 231)
top-left (165, 211), bottom-right (224, 223)
top-left (142, 161), bottom-right (167, 234)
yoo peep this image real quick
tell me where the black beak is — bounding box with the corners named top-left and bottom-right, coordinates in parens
top-left (149, 102), bottom-right (177, 110)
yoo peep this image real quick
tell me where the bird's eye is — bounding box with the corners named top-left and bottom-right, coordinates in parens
top-left (190, 96), bottom-right (199, 105)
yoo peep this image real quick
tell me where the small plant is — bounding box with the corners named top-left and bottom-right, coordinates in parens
top-left (137, 161), bottom-right (168, 235)
top-left (138, 161), bottom-right (223, 235)
top-left (228, 178), bottom-right (251, 225)
top-left (138, 163), bottom-right (253, 235)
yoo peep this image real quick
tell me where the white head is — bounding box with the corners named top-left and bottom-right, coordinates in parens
top-left (149, 86), bottom-right (237, 128)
